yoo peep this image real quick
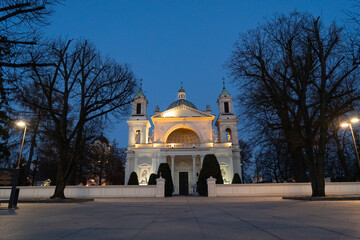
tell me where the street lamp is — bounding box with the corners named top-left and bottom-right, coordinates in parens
top-left (340, 117), bottom-right (360, 171)
top-left (16, 121), bottom-right (27, 169)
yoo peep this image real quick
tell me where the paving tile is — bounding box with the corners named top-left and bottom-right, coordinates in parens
top-left (2, 197), bottom-right (360, 240)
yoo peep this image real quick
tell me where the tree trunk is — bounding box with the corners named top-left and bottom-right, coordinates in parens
top-left (290, 147), bottom-right (308, 182)
top-left (51, 180), bottom-right (66, 199)
top-left (51, 154), bottom-right (67, 199)
top-left (51, 137), bottom-right (69, 199)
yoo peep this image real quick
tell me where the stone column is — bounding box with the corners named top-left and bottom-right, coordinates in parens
top-left (134, 156), bottom-right (138, 177)
top-left (161, 154), bottom-right (167, 164)
top-left (152, 156), bottom-right (158, 174)
top-left (192, 155), bottom-right (196, 191)
top-left (235, 150), bottom-right (242, 181)
top-left (124, 160), bottom-right (130, 185)
top-left (229, 154), bottom-right (234, 181)
top-left (171, 155), bottom-right (175, 184)
top-left (200, 155), bottom-right (205, 168)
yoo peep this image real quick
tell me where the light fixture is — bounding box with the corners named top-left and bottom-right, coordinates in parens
top-left (340, 118), bottom-right (360, 173)
top-left (16, 120), bottom-right (27, 169)
top-left (351, 118), bottom-right (360, 123)
top-left (16, 121), bottom-right (26, 127)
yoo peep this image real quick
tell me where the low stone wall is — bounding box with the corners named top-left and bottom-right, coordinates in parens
top-left (0, 178), bottom-right (166, 199)
top-left (2, 180), bottom-right (359, 199)
top-left (207, 179), bottom-right (360, 197)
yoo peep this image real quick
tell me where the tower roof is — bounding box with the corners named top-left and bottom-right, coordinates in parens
top-left (134, 80), bottom-right (145, 98)
top-left (220, 78), bottom-right (230, 96)
top-left (178, 83), bottom-right (185, 93)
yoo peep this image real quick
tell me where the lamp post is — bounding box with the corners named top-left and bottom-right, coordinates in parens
top-left (340, 118), bottom-right (360, 170)
top-left (16, 121), bottom-right (27, 169)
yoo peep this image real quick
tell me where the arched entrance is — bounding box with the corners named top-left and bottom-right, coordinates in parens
top-left (166, 128), bottom-right (201, 195)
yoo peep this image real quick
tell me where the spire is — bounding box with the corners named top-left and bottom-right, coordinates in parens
top-left (220, 78), bottom-right (229, 96)
top-left (179, 81), bottom-right (185, 93)
top-left (135, 79), bottom-right (145, 98)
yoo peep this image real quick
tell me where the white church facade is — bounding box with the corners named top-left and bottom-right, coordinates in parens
top-left (125, 82), bottom-right (242, 195)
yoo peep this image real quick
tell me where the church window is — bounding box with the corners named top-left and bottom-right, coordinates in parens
top-left (224, 102), bottom-right (229, 113)
top-left (136, 103), bottom-right (141, 114)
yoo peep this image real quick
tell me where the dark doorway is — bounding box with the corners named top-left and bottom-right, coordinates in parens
top-left (179, 172), bottom-right (189, 195)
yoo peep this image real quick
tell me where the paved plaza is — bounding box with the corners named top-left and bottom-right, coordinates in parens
top-left (1, 196), bottom-right (360, 240)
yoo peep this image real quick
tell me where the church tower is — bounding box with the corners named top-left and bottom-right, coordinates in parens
top-left (215, 79), bottom-right (239, 146)
top-left (127, 81), bottom-right (151, 146)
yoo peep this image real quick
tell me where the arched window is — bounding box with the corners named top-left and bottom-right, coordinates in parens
top-left (135, 130), bottom-right (141, 144)
top-left (224, 102), bottom-right (229, 113)
top-left (136, 103), bottom-right (141, 114)
top-left (225, 128), bottom-right (232, 142)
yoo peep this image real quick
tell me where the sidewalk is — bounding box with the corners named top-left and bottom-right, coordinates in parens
top-left (1, 196), bottom-right (359, 240)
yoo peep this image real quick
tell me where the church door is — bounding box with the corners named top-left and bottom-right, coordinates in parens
top-left (179, 172), bottom-right (189, 195)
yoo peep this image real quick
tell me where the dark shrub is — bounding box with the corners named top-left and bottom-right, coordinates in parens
top-left (232, 173), bottom-right (242, 184)
top-left (148, 173), bottom-right (158, 185)
top-left (197, 154), bottom-right (223, 196)
top-left (157, 163), bottom-right (173, 197)
top-left (127, 171), bottom-right (139, 185)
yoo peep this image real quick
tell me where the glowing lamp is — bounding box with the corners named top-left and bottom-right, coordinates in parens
top-left (351, 118), bottom-right (360, 123)
top-left (16, 121), bottom-right (26, 127)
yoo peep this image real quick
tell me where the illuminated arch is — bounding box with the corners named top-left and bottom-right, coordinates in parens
top-left (162, 124), bottom-right (204, 143)
top-left (166, 128), bottom-right (201, 144)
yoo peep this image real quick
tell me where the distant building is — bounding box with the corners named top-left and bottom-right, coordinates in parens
top-left (125, 82), bottom-right (242, 195)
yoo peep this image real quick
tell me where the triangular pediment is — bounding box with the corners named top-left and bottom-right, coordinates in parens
top-left (176, 161), bottom-right (191, 167)
top-left (152, 105), bottom-right (214, 119)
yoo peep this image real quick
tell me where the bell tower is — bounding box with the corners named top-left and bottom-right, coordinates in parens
top-left (127, 81), bottom-right (151, 146)
top-left (215, 79), bottom-right (239, 146)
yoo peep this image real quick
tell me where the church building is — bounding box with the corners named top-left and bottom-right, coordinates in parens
top-left (125, 82), bottom-right (242, 195)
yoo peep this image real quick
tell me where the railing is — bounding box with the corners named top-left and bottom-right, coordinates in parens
top-left (134, 142), bottom-right (234, 149)
top-left (165, 143), bottom-right (200, 148)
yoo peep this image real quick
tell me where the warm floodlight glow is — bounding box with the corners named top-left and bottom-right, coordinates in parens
top-left (16, 121), bottom-right (26, 127)
top-left (351, 118), bottom-right (360, 123)
top-left (341, 122), bottom-right (350, 128)
top-left (163, 110), bottom-right (175, 117)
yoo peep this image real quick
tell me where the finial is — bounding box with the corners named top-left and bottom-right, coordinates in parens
top-left (222, 78), bottom-right (226, 90)
top-left (140, 79), bottom-right (143, 90)
top-left (181, 81), bottom-right (183, 89)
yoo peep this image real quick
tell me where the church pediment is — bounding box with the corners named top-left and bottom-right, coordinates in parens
top-left (152, 105), bottom-right (214, 119)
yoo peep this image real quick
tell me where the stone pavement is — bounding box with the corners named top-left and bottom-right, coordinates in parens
top-left (1, 196), bottom-right (360, 240)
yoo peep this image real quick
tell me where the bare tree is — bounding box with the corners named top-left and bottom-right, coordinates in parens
top-left (228, 12), bottom-right (360, 196)
top-left (0, 0), bottom-right (60, 164)
top-left (18, 39), bottom-right (137, 198)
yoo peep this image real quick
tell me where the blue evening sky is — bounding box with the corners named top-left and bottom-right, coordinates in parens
top-left (44, 0), bottom-right (353, 147)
